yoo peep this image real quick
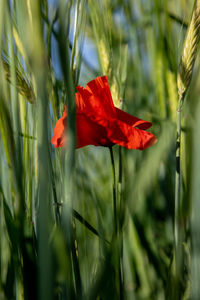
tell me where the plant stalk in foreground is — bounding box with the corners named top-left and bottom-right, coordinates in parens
top-left (174, 1), bottom-right (200, 296)
top-left (109, 147), bottom-right (123, 299)
top-left (109, 147), bottom-right (117, 235)
top-left (174, 97), bottom-right (183, 297)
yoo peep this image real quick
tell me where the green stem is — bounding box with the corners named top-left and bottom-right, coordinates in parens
top-left (118, 146), bottom-right (124, 300)
top-left (174, 97), bottom-right (183, 298)
top-left (71, 217), bottom-right (82, 298)
top-left (109, 146), bottom-right (123, 299)
top-left (109, 147), bottom-right (117, 235)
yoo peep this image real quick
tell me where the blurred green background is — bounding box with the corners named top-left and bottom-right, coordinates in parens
top-left (0, 0), bottom-right (200, 299)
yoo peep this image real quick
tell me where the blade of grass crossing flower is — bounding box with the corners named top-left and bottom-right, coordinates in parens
top-left (57, 0), bottom-right (76, 186)
top-left (23, 1), bottom-right (54, 299)
top-left (36, 65), bottom-right (53, 300)
top-left (57, 1), bottom-right (82, 297)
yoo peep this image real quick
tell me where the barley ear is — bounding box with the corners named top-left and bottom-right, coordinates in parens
top-left (3, 60), bottom-right (35, 104)
top-left (177, 0), bottom-right (200, 100)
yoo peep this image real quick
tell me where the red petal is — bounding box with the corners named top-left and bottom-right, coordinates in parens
top-left (115, 107), bottom-right (152, 130)
top-left (76, 76), bottom-right (116, 118)
top-left (75, 87), bottom-right (90, 112)
top-left (51, 76), bottom-right (157, 150)
top-left (108, 119), bottom-right (157, 150)
top-left (76, 114), bottom-right (112, 148)
top-left (51, 106), bottom-right (67, 148)
top-left (51, 106), bottom-right (112, 148)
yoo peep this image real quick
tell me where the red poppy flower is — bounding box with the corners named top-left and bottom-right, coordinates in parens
top-left (51, 76), bottom-right (157, 150)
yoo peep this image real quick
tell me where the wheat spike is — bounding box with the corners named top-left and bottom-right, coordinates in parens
top-left (177, 0), bottom-right (200, 100)
top-left (2, 60), bottom-right (35, 104)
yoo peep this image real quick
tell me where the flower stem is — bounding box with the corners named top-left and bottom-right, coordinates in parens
top-left (118, 146), bottom-right (124, 300)
top-left (109, 147), bottom-right (117, 235)
top-left (109, 146), bottom-right (123, 299)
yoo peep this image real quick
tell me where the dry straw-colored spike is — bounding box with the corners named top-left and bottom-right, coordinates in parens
top-left (177, 0), bottom-right (200, 100)
top-left (3, 60), bottom-right (35, 104)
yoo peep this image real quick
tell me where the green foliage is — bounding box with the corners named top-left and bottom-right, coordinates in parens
top-left (0, 0), bottom-right (199, 299)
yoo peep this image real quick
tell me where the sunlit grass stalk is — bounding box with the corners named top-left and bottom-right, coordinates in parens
top-left (70, 0), bottom-right (80, 73)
